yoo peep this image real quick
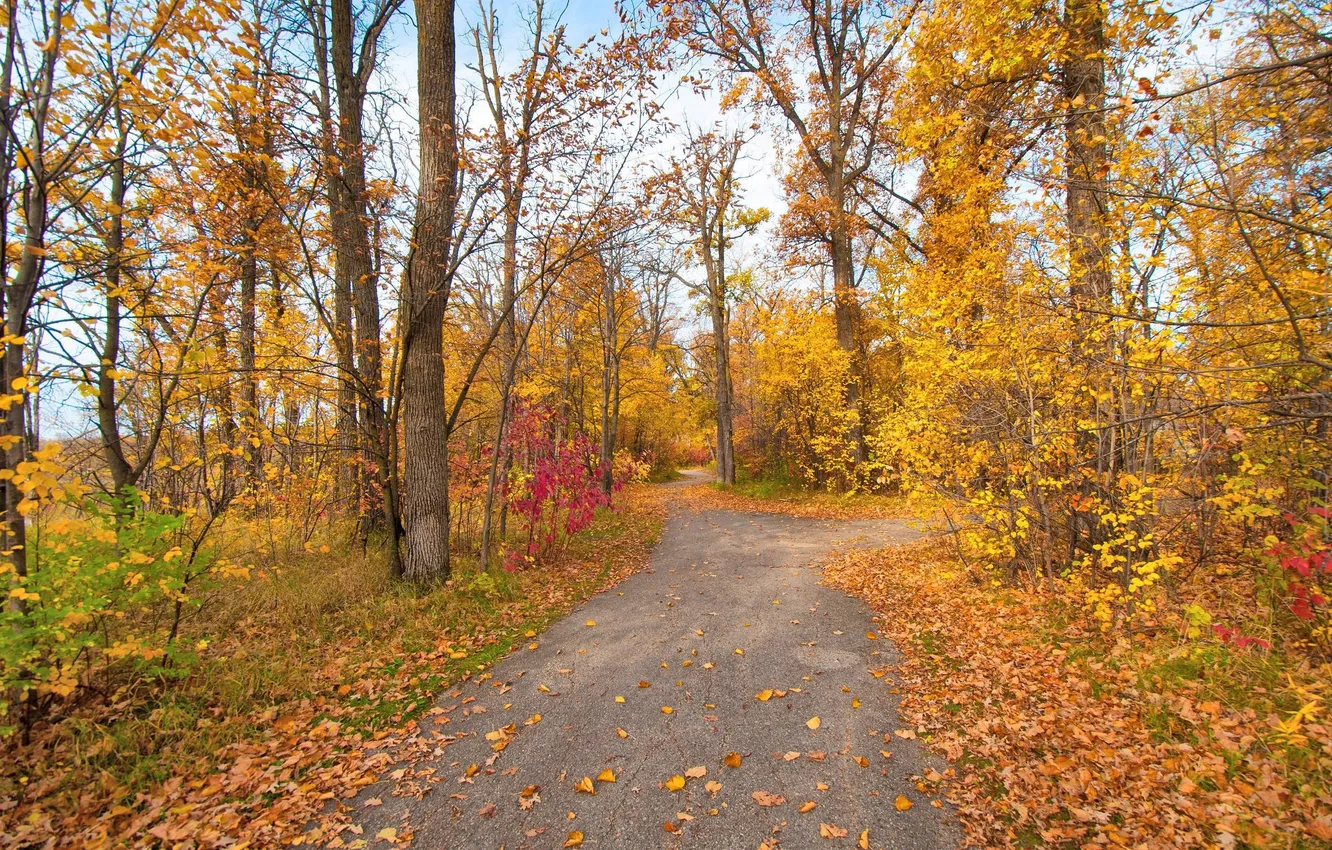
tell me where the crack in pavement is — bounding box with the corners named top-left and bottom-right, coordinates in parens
top-left (352, 471), bottom-right (960, 850)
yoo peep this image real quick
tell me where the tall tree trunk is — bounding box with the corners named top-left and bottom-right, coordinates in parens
top-left (702, 218), bottom-right (735, 485)
top-left (402, 0), bottom-right (457, 582)
top-left (828, 178), bottom-right (864, 465)
top-left (1064, 0), bottom-right (1110, 308)
top-left (239, 232), bottom-right (260, 490)
top-left (330, 0), bottom-right (388, 527)
top-left (1064, 0), bottom-right (1111, 558)
top-left (98, 127), bottom-right (133, 498)
top-left (599, 270), bottom-right (617, 497)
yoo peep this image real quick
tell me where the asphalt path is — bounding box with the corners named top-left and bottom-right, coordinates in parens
top-left (353, 470), bottom-right (959, 850)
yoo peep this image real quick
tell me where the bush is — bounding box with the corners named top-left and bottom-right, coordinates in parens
top-left (0, 485), bottom-right (225, 736)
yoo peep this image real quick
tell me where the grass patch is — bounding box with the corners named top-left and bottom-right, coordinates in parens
top-left (696, 467), bottom-right (915, 519)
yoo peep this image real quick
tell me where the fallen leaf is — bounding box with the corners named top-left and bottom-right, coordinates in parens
top-left (574, 776), bottom-right (595, 795)
top-left (585, 620), bottom-right (596, 627)
top-left (664, 821), bottom-right (680, 833)
top-left (705, 780), bottom-right (722, 796)
top-left (859, 828), bottom-right (870, 849)
top-left (807, 716), bottom-right (821, 730)
top-left (684, 765), bottom-right (707, 778)
top-left (756, 689), bottom-right (774, 701)
top-left (478, 801), bottom-right (497, 818)
top-left (616, 727), bottom-right (629, 739)
top-left (752, 790), bottom-right (786, 807)
top-left (375, 827), bottom-right (397, 843)
top-left (665, 775), bottom-right (686, 792)
top-left (563, 831), bottom-right (583, 848)
top-left (638, 680), bottom-right (651, 688)
top-left (820, 823), bottom-right (848, 838)
top-left (894, 795), bottom-right (913, 811)
top-left (724, 752), bottom-right (743, 768)
top-left (597, 769), bottom-right (616, 782)
top-left (661, 705), bottom-right (673, 714)
top-left (799, 801), bottom-right (817, 813)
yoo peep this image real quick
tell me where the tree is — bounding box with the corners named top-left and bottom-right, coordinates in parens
top-left (667, 0), bottom-right (921, 464)
top-left (655, 127), bottom-right (765, 484)
top-left (401, 0), bottom-right (459, 582)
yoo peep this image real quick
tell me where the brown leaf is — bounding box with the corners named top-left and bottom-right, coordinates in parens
top-left (752, 790), bottom-right (787, 807)
top-left (820, 823), bottom-right (848, 838)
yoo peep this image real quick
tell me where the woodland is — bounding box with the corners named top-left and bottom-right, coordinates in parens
top-left (0, 0), bottom-right (1330, 847)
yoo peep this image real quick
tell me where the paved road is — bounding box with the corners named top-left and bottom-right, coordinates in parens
top-left (354, 471), bottom-right (959, 850)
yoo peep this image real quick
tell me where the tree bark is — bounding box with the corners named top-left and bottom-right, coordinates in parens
top-left (330, 0), bottom-right (389, 527)
top-left (402, 0), bottom-right (458, 583)
top-left (1064, 0), bottom-right (1110, 308)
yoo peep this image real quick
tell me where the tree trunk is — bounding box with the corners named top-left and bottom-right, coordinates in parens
top-left (330, 0), bottom-right (388, 527)
top-left (599, 269), bottom-right (617, 497)
top-left (402, 0), bottom-right (458, 583)
top-left (1064, 0), bottom-right (1111, 560)
top-left (98, 129), bottom-right (133, 498)
top-left (1064, 0), bottom-right (1110, 308)
top-left (239, 231), bottom-right (260, 490)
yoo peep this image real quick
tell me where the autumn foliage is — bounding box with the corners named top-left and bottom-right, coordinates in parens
top-left (1, 0), bottom-right (1331, 846)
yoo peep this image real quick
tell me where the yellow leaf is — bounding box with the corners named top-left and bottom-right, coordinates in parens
top-left (860, 828), bottom-right (870, 849)
top-left (574, 776), bottom-right (595, 794)
top-left (598, 769), bottom-right (616, 782)
top-left (375, 827), bottom-right (397, 842)
top-left (724, 752), bottom-right (742, 768)
top-left (661, 706), bottom-right (673, 714)
top-left (585, 620), bottom-right (597, 627)
top-left (894, 795), bottom-right (913, 811)
top-left (799, 801), bottom-right (817, 813)
top-left (665, 774), bottom-right (686, 792)
top-left (616, 727), bottom-right (628, 738)
top-left (756, 689), bottom-right (774, 701)
top-left (807, 716), bottom-right (821, 730)
top-left (563, 831), bottom-right (584, 847)
top-left (615, 695), bottom-right (625, 703)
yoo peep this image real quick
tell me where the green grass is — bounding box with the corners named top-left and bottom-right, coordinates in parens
top-left (710, 467), bottom-right (914, 516)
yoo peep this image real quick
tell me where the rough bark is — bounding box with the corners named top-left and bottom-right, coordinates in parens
top-left (1064, 0), bottom-right (1111, 309)
top-left (330, 0), bottom-right (390, 525)
top-left (402, 0), bottom-right (458, 583)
